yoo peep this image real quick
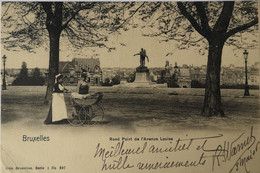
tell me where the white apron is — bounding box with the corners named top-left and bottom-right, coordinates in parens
top-left (52, 93), bottom-right (67, 122)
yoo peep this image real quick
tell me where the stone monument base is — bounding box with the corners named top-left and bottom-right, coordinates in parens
top-left (134, 66), bottom-right (150, 84)
top-left (134, 72), bottom-right (150, 83)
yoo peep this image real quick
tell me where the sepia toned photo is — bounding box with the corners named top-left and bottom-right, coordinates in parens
top-left (1, 1), bottom-right (259, 173)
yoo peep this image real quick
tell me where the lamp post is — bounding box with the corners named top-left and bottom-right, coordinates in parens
top-left (2, 55), bottom-right (7, 90)
top-left (243, 50), bottom-right (250, 96)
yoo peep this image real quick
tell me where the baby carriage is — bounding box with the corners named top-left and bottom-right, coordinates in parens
top-left (66, 92), bottom-right (104, 126)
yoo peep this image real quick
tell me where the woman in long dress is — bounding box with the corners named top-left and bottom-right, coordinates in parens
top-left (44, 74), bottom-right (69, 124)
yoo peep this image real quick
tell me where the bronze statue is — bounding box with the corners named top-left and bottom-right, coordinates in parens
top-left (134, 48), bottom-right (149, 67)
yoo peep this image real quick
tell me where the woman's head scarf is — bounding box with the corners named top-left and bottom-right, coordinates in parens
top-left (55, 74), bottom-right (63, 83)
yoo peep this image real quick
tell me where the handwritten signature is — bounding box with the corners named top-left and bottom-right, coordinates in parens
top-left (200, 127), bottom-right (259, 173)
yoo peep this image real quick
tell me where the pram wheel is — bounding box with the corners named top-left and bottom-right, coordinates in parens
top-left (67, 116), bottom-right (83, 126)
top-left (86, 103), bottom-right (104, 125)
top-left (77, 107), bottom-right (89, 124)
top-left (67, 106), bottom-right (90, 126)
top-left (68, 92), bottom-right (104, 126)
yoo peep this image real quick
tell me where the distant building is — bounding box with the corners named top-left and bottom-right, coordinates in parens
top-left (222, 67), bottom-right (242, 85)
top-left (160, 61), bottom-right (191, 88)
top-left (58, 58), bottom-right (102, 85)
top-left (220, 63), bottom-right (259, 86)
top-left (190, 67), bottom-right (206, 84)
top-left (175, 63), bottom-right (191, 88)
top-left (248, 64), bottom-right (259, 86)
top-left (162, 60), bottom-right (173, 84)
top-left (164, 60), bottom-right (172, 77)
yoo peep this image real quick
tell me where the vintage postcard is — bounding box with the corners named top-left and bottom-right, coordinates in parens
top-left (1, 1), bottom-right (260, 173)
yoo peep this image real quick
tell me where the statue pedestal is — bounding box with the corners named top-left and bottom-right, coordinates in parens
top-left (134, 72), bottom-right (150, 83)
top-left (134, 66), bottom-right (150, 83)
top-left (114, 65), bottom-right (167, 88)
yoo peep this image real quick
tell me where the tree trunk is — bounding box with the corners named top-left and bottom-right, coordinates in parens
top-left (202, 40), bottom-right (225, 117)
top-left (44, 30), bottom-right (61, 104)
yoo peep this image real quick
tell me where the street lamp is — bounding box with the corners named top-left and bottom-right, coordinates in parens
top-left (243, 50), bottom-right (250, 96)
top-left (2, 55), bottom-right (7, 90)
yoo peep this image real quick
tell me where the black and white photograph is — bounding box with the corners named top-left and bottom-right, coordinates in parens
top-left (1, 1), bottom-right (260, 173)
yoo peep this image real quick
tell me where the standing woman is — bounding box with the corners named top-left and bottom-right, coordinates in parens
top-left (44, 74), bottom-right (69, 124)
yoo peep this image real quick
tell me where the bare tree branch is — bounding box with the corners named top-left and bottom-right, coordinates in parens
top-left (177, 2), bottom-right (206, 38)
top-left (40, 2), bottom-right (53, 16)
top-left (62, 2), bottom-right (96, 30)
top-left (225, 18), bottom-right (258, 40)
top-left (194, 2), bottom-right (211, 33)
top-left (114, 2), bottom-right (146, 30)
top-left (20, 3), bottom-right (40, 17)
top-left (213, 1), bottom-right (234, 33)
top-left (1, 3), bottom-right (12, 20)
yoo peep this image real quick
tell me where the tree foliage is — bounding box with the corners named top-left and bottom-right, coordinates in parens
top-left (12, 63), bottom-right (45, 86)
top-left (101, 78), bottom-right (112, 86)
top-left (1, 2), bottom-right (136, 52)
top-left (112, 75), bottom-right (121, 85)
top-left (134, 2), bottom-right (258, 55)
top-left (12, 61), bottom-right (29, 85)
top-left (31, 67), bottom-right (45, 85)
top-left (127, 72), bottom-right (135, 83)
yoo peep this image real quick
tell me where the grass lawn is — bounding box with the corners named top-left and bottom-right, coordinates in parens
top-left (1, 86), bottom-right (259, 131)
